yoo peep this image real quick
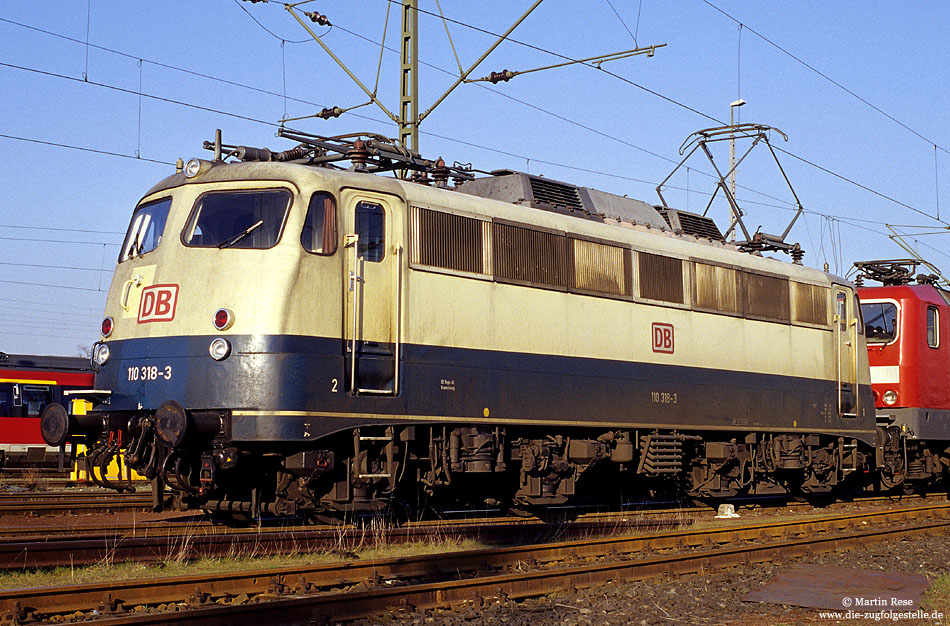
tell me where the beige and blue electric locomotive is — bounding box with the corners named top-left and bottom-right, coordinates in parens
top-left (43, 130), bottom-right (884, 517)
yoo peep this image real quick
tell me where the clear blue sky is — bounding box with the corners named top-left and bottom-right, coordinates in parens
top-left (2, 1), bottom-right (949, 356)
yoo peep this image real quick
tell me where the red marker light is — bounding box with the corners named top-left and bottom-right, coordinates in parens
top-left (214, 308), bottom-right (234, 331)
top-left (101, 317), bottom-right (114, 337)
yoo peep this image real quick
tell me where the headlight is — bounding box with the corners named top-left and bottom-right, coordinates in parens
top-left (209, 338), bottom-right (231, 361)
top-left (94, 343), bottom-right (110, 365)
top-left (882, 390), bottom-right (898, 406)
top-left (183, 158), bottom-right (211, 178)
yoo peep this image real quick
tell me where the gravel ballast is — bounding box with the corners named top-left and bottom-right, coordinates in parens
top-left (350, 533), bottom-right (950, 626)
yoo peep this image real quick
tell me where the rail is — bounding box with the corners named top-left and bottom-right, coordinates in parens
top-left (2, 502), bottom-right (948, 624)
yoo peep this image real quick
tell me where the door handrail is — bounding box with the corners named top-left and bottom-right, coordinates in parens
top-left (346, 234), bottom-right (360, 394)
top-left (394, 245), bottom-right (402, 396)
top-left (356, 245), bottom-right (402, 396)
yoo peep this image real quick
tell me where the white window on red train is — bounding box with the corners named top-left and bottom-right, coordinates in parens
top-left (927, 306), bottom-right (939, 348)
top-left (182, 189), bottom-right (291, 249)
top-left (120, 197), bottom-right (171, 262)
top-left (22, 385), bottom-right (52, 417)
top-left (0, 384), bottom-right (12, 417)
top-left (861, 302), bottom-right (898, 344)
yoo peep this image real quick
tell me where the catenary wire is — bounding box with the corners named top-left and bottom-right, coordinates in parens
top-left (0, 235), bottom-right (119, 246)
top-left (0, 329), bottom-right (97, 341)
top-left (0, 224), bottom-right (125, 235)
top-left (232, 0), bottom-right (312, 43)
top-left (3, 11), bottom-right (941, 251)
top-left (698, 0), bottom-right (950, 158)
top-left (0, 297), bottom-right (103, 313)
top-left (0, 14), bottom-right (784, 206)
top-left (0, 279), bottom-right (107, 293)
top-left (0, 261), bottom-right (112, 272)
top-left (359, 1), bottom-right (946, 221)
top-left (2, 10), bottom-right (938, 223)
top-left (0, 131), bottom-right (172, 167)
top-left (604, 0), bottom-right (638, 46)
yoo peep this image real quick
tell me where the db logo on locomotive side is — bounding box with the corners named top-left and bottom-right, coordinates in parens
top-left (652, 322), bottom-right (674, 354)
top-left (138, 284), bottom-right (179, 323)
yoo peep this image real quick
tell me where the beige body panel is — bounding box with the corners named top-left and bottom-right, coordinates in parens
top-left (104, 163), bottom-right (869, 397)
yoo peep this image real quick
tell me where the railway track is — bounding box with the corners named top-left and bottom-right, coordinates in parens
top-left (0, 490), bottom-right (158, 517)
top-left (3, 503), bottom-right (948, 624)
top-left (0, 512), bottom-right (688, 570)
top-left (0, 484), bottom-right (934, 519)
top-left (0, 490), bottom-right (940, 568)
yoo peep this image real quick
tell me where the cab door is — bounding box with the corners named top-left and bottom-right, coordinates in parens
top-left (342, 190), bottom-right (403, 395)
top-left (834, 287), bottom-right (858, 416)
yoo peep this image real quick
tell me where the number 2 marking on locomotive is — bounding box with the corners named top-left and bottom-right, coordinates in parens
top-left (331, 378), bottom-right (339, 393)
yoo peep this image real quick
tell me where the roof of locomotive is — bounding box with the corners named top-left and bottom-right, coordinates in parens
top-left (0, 353), bottom-right (92, 373)
top-left (858, 282), bottom-right (950, 306)
top-left (143, 159), bottom-right (841, 288)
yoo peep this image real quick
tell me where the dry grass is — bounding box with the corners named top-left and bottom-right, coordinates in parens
top-left (0, 524), bottom-right (486, 592)
top-left (923, 574), bottom-right (950, 614)
top-left (21, 466), bottom-right (46, 492)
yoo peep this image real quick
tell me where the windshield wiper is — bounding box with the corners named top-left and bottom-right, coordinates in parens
top-left (218, 220), bottom-right (264, 249)
top-left (127, 232), bottom-right (142, 259)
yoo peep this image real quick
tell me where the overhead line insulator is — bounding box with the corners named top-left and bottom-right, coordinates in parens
top-left (305, 11), bottom-right (331, 26)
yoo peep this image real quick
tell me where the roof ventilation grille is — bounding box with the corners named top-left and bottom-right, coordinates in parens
top-left (528, 177), bottom-right (584, 213)
top-left (655, 208), bottom-right (724, 241)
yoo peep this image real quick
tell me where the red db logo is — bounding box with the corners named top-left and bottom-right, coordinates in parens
top-left (138, 284), bottom-right (179, 323)
top-left (652, 323), bottom-right (674, 354)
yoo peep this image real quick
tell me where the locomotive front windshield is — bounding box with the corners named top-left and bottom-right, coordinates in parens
top-left (182, 189), bottom-right (291, 249)
top-left (861, 301), bottom-right (898, 343)
top-left (120, 198), bottom-right (171, 262)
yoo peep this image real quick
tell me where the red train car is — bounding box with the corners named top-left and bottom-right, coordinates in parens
top-left (0, 352), bottom-right (94, 471)
top-left (855, 260), bottom-right (950, 488)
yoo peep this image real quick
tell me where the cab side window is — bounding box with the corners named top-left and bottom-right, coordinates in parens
top-left (835, 292), bottom-right (847, 331)
top-left (120, 197), bottom-right (171, 262)
top-left (356, 201), bottom-right (385, 262)
top-left (300, 193), bottom-right (338, 255)
top-left (861, 302), bottom-right (897, 343)
top-left (928, 306), bottom-right (939, 348)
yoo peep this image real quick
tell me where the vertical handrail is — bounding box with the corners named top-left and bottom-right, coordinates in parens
top-left (394, 245), bottom-right (402, 396)
top-left (835, 291), bottom-right (842, 416)
top-left (346, 234), bottom-right (360, 394)
top-left (851, 313), bottom-right (860, 418)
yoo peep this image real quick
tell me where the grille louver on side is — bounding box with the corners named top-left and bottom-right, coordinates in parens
top-left (492, 222), bottom-right (568, 288)
top-left (571, 238), bottom-right (631, 296)
top-left (744, 273), bottom-right (790, 322)
top-left (529, 178), bottom-right (584, 212)
top-left (638, 252), bottom-right (685, 304)
top-left (791, 281), bottom-right (828, 325)
top-left (410, 207), bottom-right (487, 275)
top-left (695, 262), bottom-right (739, 312)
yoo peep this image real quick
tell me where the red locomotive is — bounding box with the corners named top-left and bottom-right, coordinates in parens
top-left (0, 352), bottom-right (94, 472)
top-left (856, 260), bottom-right (950, 489)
